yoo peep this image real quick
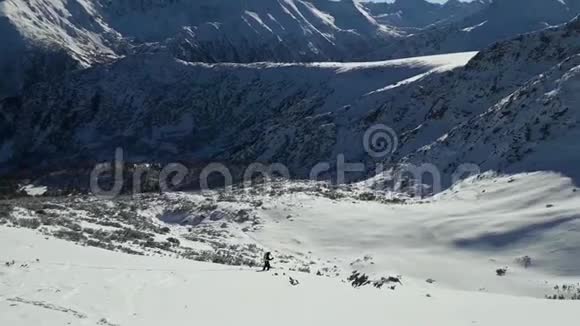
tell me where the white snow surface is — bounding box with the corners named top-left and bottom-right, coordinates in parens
top-left (2, 172), bottom-right (580, 325)
top-left (18, 185), bottom-right (48, 197)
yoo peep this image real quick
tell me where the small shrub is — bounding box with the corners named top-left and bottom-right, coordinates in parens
top-left (298, 266), bottom-right (311, 273)
top-left (234, 210), bottom-right (250, 223)
top-left (96, 220), bottom-right (123, 228)
top-left (54, 230), bottom-right (87, 243)
top-left (112, 228), bottom-right (152, 242)
top-left (16, 218), bottom-right (41, 229)
top-left (358, 192), bottom-right (377, 201)
top-left (167, 237), bottom-right (181, 246)
top-left (545, 283), bottom-right (580, 300)
top-left (289, 277), bottom-right (300, 286)
top-left (348, 271), bottom-right (371, 288)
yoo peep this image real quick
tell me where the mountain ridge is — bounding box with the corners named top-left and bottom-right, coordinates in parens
top-left (0, 0), bottom-right (398, 99)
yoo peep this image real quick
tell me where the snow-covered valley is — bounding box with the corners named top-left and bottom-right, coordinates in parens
top-left (2, 172), bottom-right (580, 325)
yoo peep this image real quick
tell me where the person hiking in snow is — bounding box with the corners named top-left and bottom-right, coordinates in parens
top-left (262, 252), bottom-right (273, 271)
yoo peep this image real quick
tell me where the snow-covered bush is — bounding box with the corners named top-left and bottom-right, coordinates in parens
top-left (348, 271), bottom-right (371, 288)
top-left (15, 218), bottom-right (41, 229)
top-left (54, 229), bottom-right (87, 243)
top-left (187, 250), bottom-right (257, 267)
top-left (546, 284), bottom-right (580, 300)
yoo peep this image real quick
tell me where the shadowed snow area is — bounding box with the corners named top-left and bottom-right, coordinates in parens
top-left (252, 173), bottom-right (580, 291)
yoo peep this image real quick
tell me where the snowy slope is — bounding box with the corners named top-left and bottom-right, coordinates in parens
top-left (362, 0), bottom-right (489, 29)
top-left (0, 0), bottom-right (398, 99)
top-left (351, 17), bottom-right (580, 187)
top-left (4, 0), bottom-right (577, 100)
top-left (0, 0), bottom-right (122, 98)
top-left (2, 171), bottom-right (580, 325)
top-left (366, 0), bottom-right (580, 60)
top-left (369, 17), bottom-right (580, 189)
top-left (0, 51), bottom-right (476, 178)
top-left (102, 0), bottom-right (399, 63)
top-left (6, 12), bottom-right (580, 193)
top-left (402, 53), bottom-right (580, 187)
top-left (253, 173), bottom-right (580, 286)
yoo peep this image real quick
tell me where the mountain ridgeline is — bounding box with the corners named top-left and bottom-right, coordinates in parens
top-left (2, 0), bottom-right (580, 194)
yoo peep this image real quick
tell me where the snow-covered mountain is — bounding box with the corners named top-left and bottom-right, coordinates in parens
top-left (4, 0), bottom-right (580, 194)
top-left (0, 51), bottom-right (476, 181)
top-left (0, 0), bottom-right (122, 99)
top-left (6, 15), bottom-right (580, 191)
top-left (367, 0), bottom-right (580, 60)
top-left (363, 16), bottom-right (580, 189)
top-left (101, 0), bottom-right (399, 62)
top-left (402, 20), bottom-right (580, 186)
top-left (0, 0), bottom-right (398, 99)
top-left (5, 0), bottom-right (579, 101)
top-left (363, 0), bottom-right (489, 29)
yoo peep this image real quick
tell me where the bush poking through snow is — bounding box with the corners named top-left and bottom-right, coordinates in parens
top-left (348, 271), bottom-right (371, 288)
top-left (184, 250), bottom-right (258, 267)
top-left (545, 284), bottom-right (580, 300)
top-left (167, 237), bottom-right (181, 246)
top-left (348, 271), bottom-right (403, 289)
top-left (289, 277), bottom-right (300, 286)
top-left (358, 193), bottom-right (377, 201)
top-left (373, 276), bottom-right (403, 289)
top-left (496, 267), bottom-right (508, 276)
top-left (298, 265), bottom-right (311, 273)
top-left (15, 218), bottom-right (41, 229)
top-left (54, 229), bottom-right (87, 243)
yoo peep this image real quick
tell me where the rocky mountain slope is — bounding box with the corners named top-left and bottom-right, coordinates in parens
top-left (0, 52), bottom-right (476, 182)
top-left (404, 42), bottom-right (580, 186)
top-left (6, 16), bottom-right (580, 191)
top-left (4, 0), bottom-right (578, 101)
top-left (0, 0), bottom-right (398, 99)
top-left (4, 2), bottom-right (580, 195)
top-left (367, 0), bottom-right (580, 60)
top-left (367, 16), bottom-right (580, 188)
top-left (363, 0), bottom-right (489, 29)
